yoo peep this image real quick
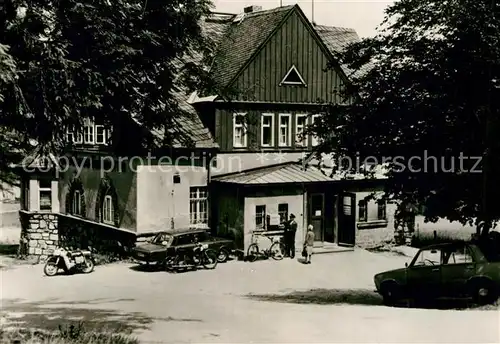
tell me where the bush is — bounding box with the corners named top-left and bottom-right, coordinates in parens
top-left (411, 226), bottom-right (474, 248)
top-left (0, 322), bottom-right (139, 344)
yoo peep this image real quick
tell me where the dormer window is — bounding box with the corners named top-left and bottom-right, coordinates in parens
top-left (83, 124), bottom-right (94, 144)
top-left (279, 65), bottom-right (307, 87)
top-left (66, 120), bottom-right (110, 145)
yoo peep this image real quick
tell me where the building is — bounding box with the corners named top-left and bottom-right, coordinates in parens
top-left (16, 4), bottom-right (394, 259)
top-left (190, 5), bottom-right (394, 254)
top-left (15, 99), bottom-right (218, 257)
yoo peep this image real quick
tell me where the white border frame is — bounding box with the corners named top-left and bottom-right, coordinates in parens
top-left (279, 64), bottom-right (307, 86)
top-left (83, 124), bottom-right (95, 144)
top-left (189, 186), bottom-right (209, 228)
top-left (233, 113), bottom-right (247, 148)
top-left (311, 114), bottom-right (321, 147)
top-left (95, 125), bottom-right (106, 144)
top-left (295, 113), bottom-right (308, 147)
top-left (260, 113), bottom-right (275, 147)
top-left (103, 194), bottom-right (114, 225)
top-left (278, 113), bottom-right (292, 147)
top-left (37, 180), bottom-right (52, 212)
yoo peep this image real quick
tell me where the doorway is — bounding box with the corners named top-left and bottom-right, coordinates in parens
top-left (337, 192), bottom-right (356, 246)
top-left (309, 193), bottom-right (324, 242)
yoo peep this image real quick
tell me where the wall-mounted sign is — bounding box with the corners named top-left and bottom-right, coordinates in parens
top-left (315, 210), bottom-right (322, 216)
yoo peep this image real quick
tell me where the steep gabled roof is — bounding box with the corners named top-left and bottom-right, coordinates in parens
top-left (143, 13), bottom-right (235, 149)
top-left (315, 24), bottom-right (373, 78)
top-left (209, 5), bottom-right (295, 88)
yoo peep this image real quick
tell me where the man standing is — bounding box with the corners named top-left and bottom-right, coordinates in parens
top-left (287, 214), bottom-right (297, 258)
top-left (304, 224), bottom-right (315, 264)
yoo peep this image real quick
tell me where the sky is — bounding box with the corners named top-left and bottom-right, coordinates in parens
top-left (213, 0), bottom-right (395, 38)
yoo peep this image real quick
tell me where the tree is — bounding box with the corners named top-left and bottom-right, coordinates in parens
top-left (314, 0), bottom-right (500, 237)
top-left (0, 0), bottom-right (216, 180)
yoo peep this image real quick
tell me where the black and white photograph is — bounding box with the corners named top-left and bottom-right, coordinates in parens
top-left (1, 0), bottom-right (500, 343)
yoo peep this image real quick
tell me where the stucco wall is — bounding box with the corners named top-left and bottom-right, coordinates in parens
top-left (354, 191), bottom-right (397, 248)
top-left (136, 164), bottom-right (207, 234)
top-left (59, 166), bottom-right (137, 230)
top-left (244, 192), bottom-right (303, 253)
top-left (213, 187), bottom-right (244, 249)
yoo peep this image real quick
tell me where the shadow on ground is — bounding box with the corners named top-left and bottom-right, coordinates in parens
top-left (0, 244), bottom-right (18, 255)
top-left (0, 298), bottom-right (202, 334)
top-left (248, 288), bottom-right (384, 306)
top-left (247, 288), bottom-right (500, 311)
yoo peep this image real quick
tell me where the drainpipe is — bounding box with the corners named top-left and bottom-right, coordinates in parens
top-left (302, 183), bottom-right (307, 243)
top-left (207, 150), bottom-right (212, 231)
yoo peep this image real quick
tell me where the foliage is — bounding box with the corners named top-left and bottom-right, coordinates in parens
top-left (0, 323), bottom-right (139, 344)
top-left (0, 0), bottom-right (217, 180)
top-left (314, 0), bottom-right (500, 234)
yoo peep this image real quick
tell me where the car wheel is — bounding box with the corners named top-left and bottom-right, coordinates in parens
top-left (380, 281), bottom-right (400, 306)
top-left (217, 249), bottom-right (229, 263)
top-left (471, 281), bottom-right (497, 305)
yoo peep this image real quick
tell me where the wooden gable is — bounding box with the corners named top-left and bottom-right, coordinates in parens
top-left (230, 7), bottom-right (348, 104)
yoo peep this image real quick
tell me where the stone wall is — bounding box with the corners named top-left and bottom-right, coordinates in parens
top-left (19, 211), bottom-right (138, 260)
top-left (356, 224), bottom-right (395, 249)
top-left (19, 211), bottom-right (59, 260)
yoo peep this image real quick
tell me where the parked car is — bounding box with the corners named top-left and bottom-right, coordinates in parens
top-left (132, 229), bottom-right (235, 265)
top-left (374, 242), bottom-right (500, 306)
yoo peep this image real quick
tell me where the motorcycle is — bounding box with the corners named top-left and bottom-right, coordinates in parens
top-left (165, 242), bottom-right (218, 272)
top-left (44, 247), bottom-right (95, 276)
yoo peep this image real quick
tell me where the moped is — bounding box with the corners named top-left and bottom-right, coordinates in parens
top-left (165, 242), bottom-right (218, 272)
top-left (44, 247), bottom-right (95, 276)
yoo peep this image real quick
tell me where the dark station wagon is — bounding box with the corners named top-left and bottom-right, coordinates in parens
top-left (132, 229), bottom-right (235, 265)
top-left (374, 242), bottom-right (500, 306)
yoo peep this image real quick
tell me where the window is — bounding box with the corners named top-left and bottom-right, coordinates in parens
top-left (280, 65), bottom-right (307, 86)
top-left (233, 113), bottom-right (247, 148)
top-left (358, 199), bottom-right (367, 222)
top-left (413, 248), bottom-right (442, 267)
top-left (39, 180), bottom-right (52, 211)
top-left (72, 190), bottom-right (83, 216)
top-left (295, 114), bottom-right (308, 146)
top-left (261, 113), bottom-right (274, 147)
top-left (95, 125), bottom-right (106, 144)
top-left (311, 114), bottom-right (321, 146)
top-left (278, 114), bottom-right (291, 147)
top-left (102, 195), bottom-right (114, 224)
top-left (255, 205), bottom-right (266, 230)
top-left (377, 200), bottom-right (387, 220)
top-left (66, 127), bottom-right (83, 144)
top-left (22, 180), bottom-right (30, 210)
top-left (84, 124), bottom-right (94, 144)
top-left (190, 187), bottom-right (208, 227)
top-left (278, 203), bottom-right (288, 224)
top-left (443, 246), bottom-right (474, 265)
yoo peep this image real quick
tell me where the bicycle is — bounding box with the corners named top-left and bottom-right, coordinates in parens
top-left (246, 231), bottom-right (286, 262)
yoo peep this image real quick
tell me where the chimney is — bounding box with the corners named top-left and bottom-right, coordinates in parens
top-left (243, 5), bottom-right (263, 13)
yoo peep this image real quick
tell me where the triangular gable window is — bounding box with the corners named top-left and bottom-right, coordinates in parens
top-left (280, 65), bottom-right (307, 87)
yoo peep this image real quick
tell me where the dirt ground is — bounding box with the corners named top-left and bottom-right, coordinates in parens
top-left (1, 249), bottom-right (499, 343)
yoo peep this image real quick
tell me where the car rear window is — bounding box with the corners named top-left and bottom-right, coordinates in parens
top-left (152, 233), bottom-right (173, 245)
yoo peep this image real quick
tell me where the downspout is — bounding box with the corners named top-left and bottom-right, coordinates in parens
top-left (207, 150), bottom-right (212, 232)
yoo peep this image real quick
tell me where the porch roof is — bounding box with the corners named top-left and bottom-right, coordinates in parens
top-left (212, 162), bottom-right (335, 185)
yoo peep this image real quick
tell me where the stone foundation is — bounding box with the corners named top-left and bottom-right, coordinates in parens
top-left (355, 224), bottom-right (395, 249)
top-left (19, 211), bottom-right (59, 261)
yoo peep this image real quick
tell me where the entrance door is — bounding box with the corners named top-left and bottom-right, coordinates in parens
top-left (309, 193), bottom-right (324, 242)
top-left (338, 193), bottom-right (356, 246)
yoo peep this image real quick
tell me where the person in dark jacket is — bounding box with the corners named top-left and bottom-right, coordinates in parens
top-left (285, 214), bottom-right (298, 258)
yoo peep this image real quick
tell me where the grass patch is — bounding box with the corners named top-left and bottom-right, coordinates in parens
top-left (0, 322), bottom-right (139, 344)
